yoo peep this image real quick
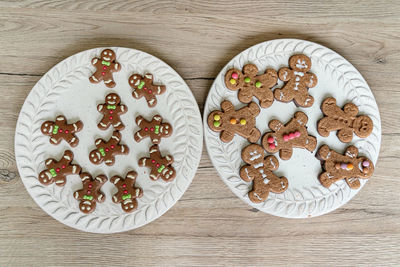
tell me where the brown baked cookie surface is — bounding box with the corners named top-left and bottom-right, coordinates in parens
top-left (138, 144), bottom-right (176, 182)
top-left (274, 54), bottom-right (318, 107)
top-left (134, 115), bottom-right (172, 144)
top-left (89, 49), bottom-right (121, 88)
top-left (97, 93), bottom-right (127, 131)
top-left (317, 97), bottom-right (373, 143)
top-left (129, 73), bottom-right (166, 107)
top-left (207, 100), bottom-right (261, 143)
top-left (225, 64), bottom-right (278, 108)
top-left (262, 111), bottom-right (317, 160)
top-left (74, 172), bottom-right (107, 214)
top-left (41, 115), bottom-right (83, 147)
top-left (110, 171), bottom-right (143, 213)
top-left (38, 150), bottom-right (81, 186)
top-left (89, 131), bottom-right (129, 166)
top-left (240, 144), bottom-right (288, 203)
top-left (316, 145), bottom-right (374, 189)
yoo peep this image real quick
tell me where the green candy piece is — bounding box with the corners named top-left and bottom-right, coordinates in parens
top-left (213, 121), bottom-right (221, 127)
top-left (99, 148), bottom-right (106, 156)
top-left (255, 81), bottom-right (262, 88)
top-left (83, 195), bottom-right (93, 200)
top-left (49, 168), bottom-right (57, 177)
top-left (138, 81), bottom-right (145, 89)
top-left (122, 194), bottom-right (132, 200)
top-left (52, 125), bottom-right (59, 135)
top-left (157, 165), bottom-right (165, 173)
top-left (244, 77), bottom-right (251, 83)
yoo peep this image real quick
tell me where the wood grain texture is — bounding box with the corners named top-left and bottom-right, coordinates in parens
top-left (1, 0), bottom-right (399, 266)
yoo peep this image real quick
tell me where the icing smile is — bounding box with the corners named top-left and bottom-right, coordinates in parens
top-left (103, 56), bottom-right (111, 61)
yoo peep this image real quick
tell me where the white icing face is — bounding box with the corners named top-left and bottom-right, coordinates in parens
top-left (101, 49), bottom-right (116, 62)
top-left (105, 93), bottom-right (120, 105)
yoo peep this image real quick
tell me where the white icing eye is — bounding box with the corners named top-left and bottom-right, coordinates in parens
top-left (86, 206), bottom-right (91, 211)
top-left (107, 95), bottom-right (111, 99)
top-left (93, 158), bottom-right (97, 162)
top-left (169, 170), bottom-right (173, 175)
top-left (165, 174), bottom-right (170, 179)
top-left (113, 96), bottom-right (116, 99)
top-left (124, 206), bottom-right (128, 210)
top-left (81, 206), bottom-right (85, 210)
top-left (45, 123), bottom-right (48, 127)
top-left (130, 80), bottom-right (134, 84)
top-left (130, 204), bottom-right (134, 208)
top-left (43, 178), bottom-right (47, 182)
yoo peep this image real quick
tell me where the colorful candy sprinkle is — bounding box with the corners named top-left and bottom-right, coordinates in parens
top-left (240, 119), bottom-right (246, 125)
top-left (269, 143), bottom-right (276, 149)
top-left (267, 137), bottom-right (274, 144)
top-left (230, 79), bottom-right (236, 85)
top-left (213, 121), bottom-right (221, 127)
top-left (230, 118), bottom-right (236, 124)
top-left (214, 114), bottom-right (220, 121)
top-left (244, 77), bottom-right (251, 83)
top-left (255, 81), bottom-right (262, 88)
top-left (362, 161), bottom-right (370, 167)
top-left (231, 72), bottom-right (238, 79)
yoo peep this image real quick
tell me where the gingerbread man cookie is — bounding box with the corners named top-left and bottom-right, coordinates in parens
top-left (38, 150), bottom-right (81, 186)
top-left (129, 73), bottom-right (166, 107)
top-left (274, 54), bottom-right (318, 107)
top-left (97, 93), bottom-right (127, 131)
top-left (110, 171), bottom-right (143, 213)
top-left (225, 64), bottom-right (278, 108)
top-left (316, 145), bottom-right (374, 189)
top-left (240, 144), bottom-right (288, 203)
top-left (74, 172), bottom-right (107, 214)
top-left (207, 100), bottom-right (261, 143)
top-left (89, 49), bottom-right (121, 88)
top-left (317, 97), bottom-right (373, 143)
top-left (89, 131), bottom-right (129, 166)
top-left (138, 144), bottom-right (176, 182)
top-left (134, 115), bottom-right (172, 144)
top-left (41, 115), bottom-right (83, 147)
top-left (262, 111), bottom-right (317, 160)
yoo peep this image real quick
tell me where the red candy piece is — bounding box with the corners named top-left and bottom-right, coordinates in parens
top-left (269, 143), bottom-right (276, 149)
top-left (151, 159), bottom-right (155, 163)
top-left (109, 116), bottom-right (113, 120)
top-left (62, 165), bottom-right (66, 169)
top-left (65, 130), bottom-right (69, 134)
top-left (122, 184), bottom-right (126, 188)
top-left (102, 72), bottom-right (105, 76)
top-left (109, 110), bottom-right (113, 114)
top-left (148, 89), bottom-right (152, 94)
top-left (88, 184), bottom-right (92, 188)
top-left (144, 127), bottom-right (148, 131)
top-left (103, 66), bottom-right (107, 70)
top-left (56, 168), bottom-right (60, 172)
top-left (110, 145), bottom-right (115, 149)
top-left (105, 148), bottom-right (109, 152)
top-left (267, 137), bottom-right (274, 143)
top-left (123, 190), bottom-right (128, 194)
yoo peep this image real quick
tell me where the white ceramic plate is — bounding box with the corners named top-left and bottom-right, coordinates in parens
top-left (203, 39), bottom-right (381, 218)
top-left (15, 47), bottom-right (203, 233)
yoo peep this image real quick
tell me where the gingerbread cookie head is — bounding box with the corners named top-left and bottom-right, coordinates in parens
top-left (74, 173), bottom-right (107, 214)
top-left (110, 171), bottom-right (143, 213)
top-left (134, 115), bottom-right (173, 144)
top-left (274, 54), bottom-right (317, 107)
top-left (89, 131), bottom-right (129, 166)
top-left (317, 145), bottom-right (374, 189)
top-left (317, 97), bottom-right (374, 143)
top-left (41, 115), bottom-right (83, 147)
top-left (207, 100), bottom-right (261, 143)
top-left (100, 49), bottom-right (116, 62)
top-left (105, 93), bottom-right (120, 105)
top-left (225, 64), bottom-right (278, 108)
top-left (353, 115), bottom-right (373, 138)
top-left (38, 150), bottom-right (81, 186)
top-left (138, 145), bottom-right (176, 182)
top-left (129, 73), bottom-right (166, 107)
top-left (239, 144), bottom-right (288, 203)
top-left (262, 111), bottom-right (317, 160)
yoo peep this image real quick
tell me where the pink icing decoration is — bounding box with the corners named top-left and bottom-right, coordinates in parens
top-left (289, 132), bottom-right (295, 139)
top-left (283, 135), bottom-right (289, 141)
top-left (294, 131), bottom-right (301, 137)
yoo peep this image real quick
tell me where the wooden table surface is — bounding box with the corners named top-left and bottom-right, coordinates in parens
top-left (1, 1), bottom-right (399, 266)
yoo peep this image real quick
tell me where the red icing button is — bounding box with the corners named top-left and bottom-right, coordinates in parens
top-left (56, 168), bottom-right (60, 172)
top-left (123, 190), bottom-right (128, 194)
top-left (151, 159), bottom-right (155, 163)
top-left (109, 116), bottom-right (113, 120)
top-left (267, 137), bottom-right (274, 143)
top-left (59, 129), bottom-right (63, 133)
top-left (88, 184), bottom-right (92, 188)
top-left (87, 190), bottom-right (91, 194)
top-left (144, 127), bottom-right (148, 131)
top-left (150, 127), bottom-right (154, 132)
top-left (143, 87), bottom-right (147, 91)
top-left (103, 66), bottom-right (107, 70)
top-left (65, 130), bottom-right (69, 134)
top-left (109, 110), bottom-right (113, 114)
top-left (102, 72), bottom-right (105, 76)
top-left (122, 184), bottom-right (126, 188)
top-left (148, 89), bottom-right (152, 94)
top-left (105, 148), bottom-right (109, 152)
top-left (110, 145), bottom-right (115, 149)
top-left (156, 163), bottom-right (160, 167)
top-left (269, 143), bottom-right (276, 149)
top-left (62, 165), bottom-right (66, 169)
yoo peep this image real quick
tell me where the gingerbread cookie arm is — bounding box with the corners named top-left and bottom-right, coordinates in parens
top-left (337, 128), bottom-right (355, 143)
top-left (343, 102), bottom-right (359, 117)
top-left (237, 87), bottom-right (253, 103)
top-left (294, 89), bottom-right (314, 107)
top-left (220, 130), bottom-right (235, 143)
top-left (303, 72), bottom-right (318, 88)
top-left (268, 176), bottom-right (289, 194)
top-left (221, 100), bottom-right (234, 112)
